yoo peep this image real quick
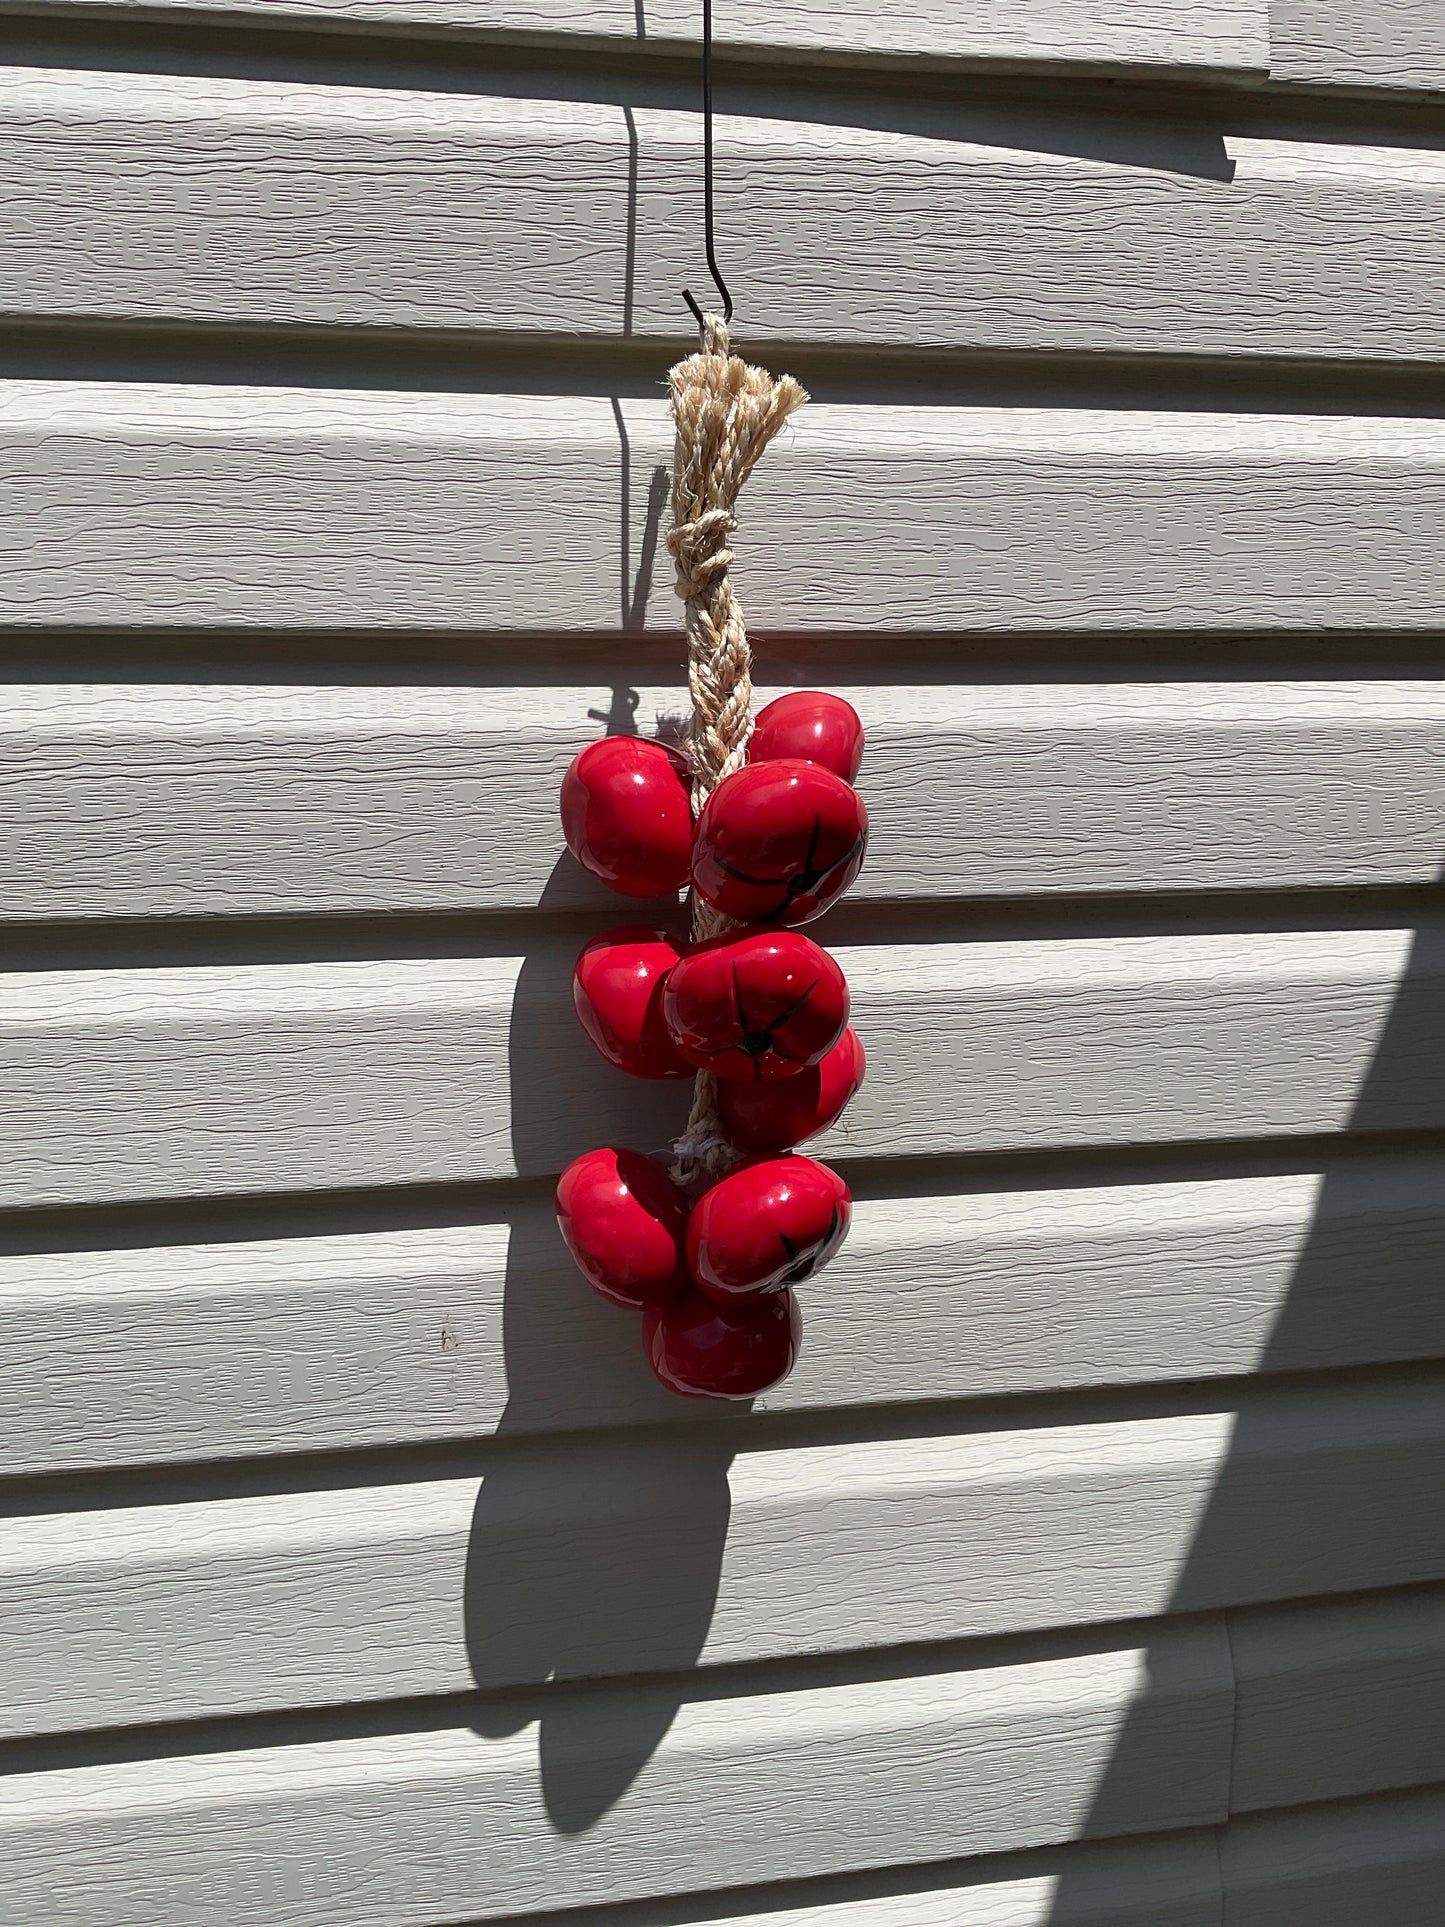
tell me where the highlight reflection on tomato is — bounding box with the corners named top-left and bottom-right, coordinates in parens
top-left (555, 1147), bottom-right (688, 1308)
top-left (572, 925), bottom-right (691, 1078)
top-left (560, 736), bottom-right (693, 898)
top-left (644, 1286), bottom-right (802, 1399)
top-left (691, 759), bottom-right (868, 926)
top-left (719, 1026), bottom-right (866, 1151)
top-left (687, 1155), bottom-right (852, 1301)
top-left (750, 690), bottom-right (865, 783)
top-left (662, 929), bottom-right (849, 1081)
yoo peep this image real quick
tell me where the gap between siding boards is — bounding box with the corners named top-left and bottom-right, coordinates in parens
top-left (0, 9), bottom-right (1441, 137)
top-left (0, 1128), bottom-right (1441, 1255)
top-left (5, 323), bottom-right (1445, 415)
top-left (2, 886), bottom-right (1443, 973)
top-left (2, 1358), bottom-right (1443, 1522)
top-left (0, 1584), bottom-right (1439, 1784)
top-left (3, 630), bottom-right (1445, 685)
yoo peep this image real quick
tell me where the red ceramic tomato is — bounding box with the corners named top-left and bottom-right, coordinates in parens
top-left (691, 759), bottom-right (867, 926)
top-left (560, 736), bottom-right (693, 898)
top-left (555, 1147), bottom-right (688, 1309)
top-left (751, 691), bottom-right (864, 783)
top-left (687, 1155), bottom-right (851, 1302)
top-left (662, 930), bottom-right (849, 1082)
top-left (644, 1287), bottom-right (802, 1400)
top-left (719, 1026), bottom-right (866, 1153)
top-left (572, 926), bottom-right (691, 1079)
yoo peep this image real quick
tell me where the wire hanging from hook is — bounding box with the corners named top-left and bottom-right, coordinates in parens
top-left (681, 0), bottom-right (733, 333)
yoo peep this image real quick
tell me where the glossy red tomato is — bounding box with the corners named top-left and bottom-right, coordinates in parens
top-left (691, 759), bottom-right (867, 926)
top-left (751, 691), bottom-right (864, 783)
top-left (555, 1147), bottom-right (688, 1309)
top-left (662, 930), bottom-right (849, 1082)
top-left (719, 1026), bottom-right (866, 1153)
top-left (560, 736), bottom-right (693, 898)
top-left (687, 1155), bottom-right (851, 1302)
top-left (572, 926), bottom-right (691, 1079)
top-left (644, 1286), bottom-right (802, 1400)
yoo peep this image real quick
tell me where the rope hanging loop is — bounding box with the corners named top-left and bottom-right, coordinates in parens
top-left (666, 314), bottom-right (808, 1181)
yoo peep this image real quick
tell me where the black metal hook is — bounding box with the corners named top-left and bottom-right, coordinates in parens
top-left (681, 0), bottom-right (733, 333)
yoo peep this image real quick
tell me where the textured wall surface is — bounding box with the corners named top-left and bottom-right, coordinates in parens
top-left (0, 2), bottom-right (1442, 1922)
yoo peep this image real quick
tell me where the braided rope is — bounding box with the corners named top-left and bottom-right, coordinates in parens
top-left (666, 314), bottom-right (808, 1184)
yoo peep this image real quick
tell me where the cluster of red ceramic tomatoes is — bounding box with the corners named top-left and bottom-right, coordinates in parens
top-left (554, 691), bottom-right (869, 1401)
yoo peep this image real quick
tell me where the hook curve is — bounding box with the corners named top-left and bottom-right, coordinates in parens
top-left (681, 0), bottom-right (733, 333)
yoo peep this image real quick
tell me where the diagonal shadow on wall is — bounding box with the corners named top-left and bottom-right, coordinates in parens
top-left (463, 493), bottom-right (747, 1832)
top-left (1043, 917), bottom-right (1445, 1920)
top-left (462, 931), bottom-right (744, 1833)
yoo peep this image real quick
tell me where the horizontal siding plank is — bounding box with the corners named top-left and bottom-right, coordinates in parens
top-left (0, 3), bottom-right (1272, 78)
top-left (5, 1158), bottom-right (1443, 1470)
top-left (706, 1789), bottom-right (1445, 1927)
top-left (3, 1381), bottom-right (1440, 1737)
top-left (4, 79), bottom-right (1442, 359)
top-left (1229, 1587), bottom-right (1445, 1813)
top-left (699, 1831), bottom-right (1224, 1927)
top-left (1272, 1), bottom-right (1445, 95)
top-left (6, 681), bottom-right (1445, 918)
top-left (0, 929), bottom-right (1438, 1207)
top-left (1220, 1785), bottom-right (1445, 1925)
top-left (6, 1741), bottom-right (1441, 1927)
top-left (3, 391), bottom-right (1444, 633)
top-left (0, 1627), bottom-right (1234, 1925)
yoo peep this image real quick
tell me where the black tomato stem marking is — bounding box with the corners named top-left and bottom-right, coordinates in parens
top-left (716, 815), bottom-right (865, 920)
top-left (689, 964), bottom-right (827, 1077)
top-left (777, 1202), bottom-right (843, 1284)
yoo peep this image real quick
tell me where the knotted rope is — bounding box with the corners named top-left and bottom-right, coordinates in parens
top-left (666, 314), bottom-right (808, 1183)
